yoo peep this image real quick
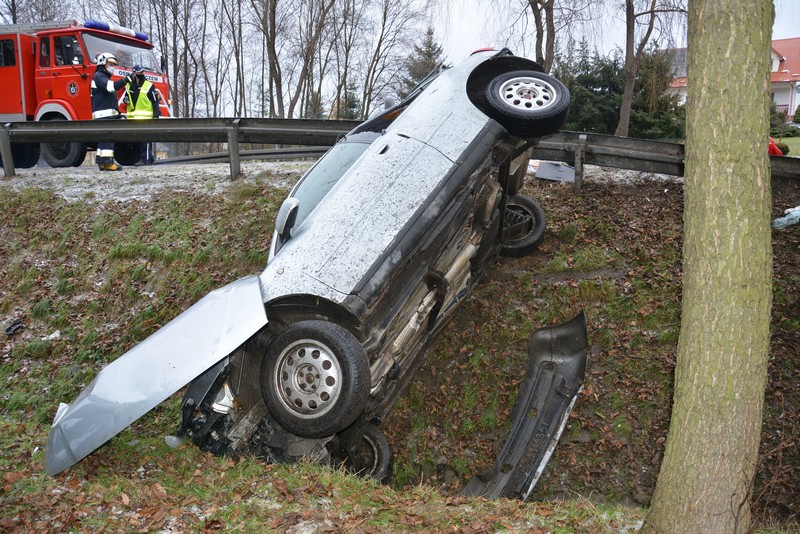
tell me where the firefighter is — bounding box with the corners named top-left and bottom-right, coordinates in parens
top-left (91, 52), bottom-right (131, 171)
top-left (124, 65), bottom-right (161, 164)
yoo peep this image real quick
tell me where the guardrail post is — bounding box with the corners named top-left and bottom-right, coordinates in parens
top-left (573, 134), bottom-right (587, 193)
top-left (0, 125), bottom-right (16, 178)
top-left (227, 119), bottom-right (241, 180)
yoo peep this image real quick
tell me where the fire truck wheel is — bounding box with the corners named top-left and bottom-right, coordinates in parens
top-left (40, 117), bottom-right (87, 168)
top-left (11, 143), bottom-right (41, 169)
top-left (114, 143), bottom-right (143, 166)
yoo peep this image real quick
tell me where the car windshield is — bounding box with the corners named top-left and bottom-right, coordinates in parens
top-left (290, 132), bottom-right (380, 228)
top-left (82, 33), bottom-right (161, 72)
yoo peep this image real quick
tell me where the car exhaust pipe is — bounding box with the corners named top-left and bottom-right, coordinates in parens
top-left (461, 311), bottom-right (588, 500)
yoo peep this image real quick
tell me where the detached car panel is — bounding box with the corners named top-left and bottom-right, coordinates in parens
top-left (45, 48), bottom-right (584, 498)
top-left (462, 312), bottom-right (588, 500)
top-left (45, 275), bottom-right (268, 476)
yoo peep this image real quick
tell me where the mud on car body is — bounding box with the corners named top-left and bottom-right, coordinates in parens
top-left (45, 48), bottom-right (588, 498)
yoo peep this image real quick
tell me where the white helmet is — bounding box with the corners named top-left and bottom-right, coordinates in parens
top-left (96, 52), bottom-right (117, 66)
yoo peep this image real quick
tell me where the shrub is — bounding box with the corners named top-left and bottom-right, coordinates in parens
top-left (775, 141), bottom-right (790, 156)
top-left (771, 123), bottom-right (800, 138)
top-left (782, 125), bottom-right (800, 137)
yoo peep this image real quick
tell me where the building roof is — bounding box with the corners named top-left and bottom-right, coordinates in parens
top-left (771, 37), bottom-right (800, 84)
top-left (665, 37), bottom-right (800, 88)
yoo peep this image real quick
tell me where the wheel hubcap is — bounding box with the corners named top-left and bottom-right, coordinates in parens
top-left (498, 77), bottom-right (557, 112)
top-left (274, 339), bottom-right (342, 419)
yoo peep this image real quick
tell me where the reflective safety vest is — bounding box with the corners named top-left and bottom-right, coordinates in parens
top-left (126, 80), bottom-right (156, 119)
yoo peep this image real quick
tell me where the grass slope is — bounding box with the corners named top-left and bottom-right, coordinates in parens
top-left (1, 169), bottom-right (797, 532)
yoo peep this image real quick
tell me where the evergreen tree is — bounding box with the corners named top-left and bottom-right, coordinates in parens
top-left (397, 27), bottom-right (446, 100)
top-left (555, 44), bottom-right (624, 135)
top-left (337, 82), bottom-right (361, 120)
top-left (304, 89), bottom-right (325, 120)
top-left (554, 41), bottom-right (685, 140)
top-left (629, 47), bottom-right (686, 140)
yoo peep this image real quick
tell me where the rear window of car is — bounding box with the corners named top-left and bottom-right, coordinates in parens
top-left (291, 132), bottom-right (379, 227)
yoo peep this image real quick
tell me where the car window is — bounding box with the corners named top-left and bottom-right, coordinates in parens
top-left (290, 132), bottom-right (379, 228)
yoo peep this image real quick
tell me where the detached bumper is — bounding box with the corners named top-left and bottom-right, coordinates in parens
top-left (45, 275), bottom-right (268, 476)
top-left (461, 312), bottom-right (588, 500)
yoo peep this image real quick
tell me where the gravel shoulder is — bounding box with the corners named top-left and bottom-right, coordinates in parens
top-left (1, 160), bottom-right (311, 202)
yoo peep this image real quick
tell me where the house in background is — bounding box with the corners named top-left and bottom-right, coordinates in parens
top-left (665, 37), bottom-right (800, 121)
top-left (770, 37), bottom-right (800, 120)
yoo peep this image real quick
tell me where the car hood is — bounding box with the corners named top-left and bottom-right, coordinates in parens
top-left (44, 275), bottom-right (268, 476)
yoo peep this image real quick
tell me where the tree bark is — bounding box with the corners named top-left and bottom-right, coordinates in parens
top-left (642, 1), bottom-right (773, 533)
top-left (525, 0), bottom-right (557, 72)
top-left (615, 0), bottom-right (656, 137)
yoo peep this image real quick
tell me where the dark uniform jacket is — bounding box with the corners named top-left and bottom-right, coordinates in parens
top-left (91, 67), bottom-right (127, 119)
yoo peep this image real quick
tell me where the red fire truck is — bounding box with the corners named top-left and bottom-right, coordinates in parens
top-left (0, 19), bottom-right (172, 168)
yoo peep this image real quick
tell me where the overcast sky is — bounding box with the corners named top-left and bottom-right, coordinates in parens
top-left (434, 1), bottom-right (800, 64)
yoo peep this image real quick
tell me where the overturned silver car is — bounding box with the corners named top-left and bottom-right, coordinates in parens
top-left (46, 48), bottom-right (588, 499)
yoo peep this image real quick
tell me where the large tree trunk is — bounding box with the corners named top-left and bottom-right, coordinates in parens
top-left (642, 1), bottom-right (773, 533)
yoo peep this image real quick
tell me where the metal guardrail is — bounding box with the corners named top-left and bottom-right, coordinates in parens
top-left (1, 119), bottom-right (798, 184)
top-left (0, 118), bottom-right (360, 178)
top-left (532, 131), bottom-right (800, 188)
top-left (1, 117), bottom-right (361, 144)
top-left (157, 146), bottom-right (330, 165)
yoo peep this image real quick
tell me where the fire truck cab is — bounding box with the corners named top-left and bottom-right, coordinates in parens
top-left (0, 19), bottom-right (172, 168)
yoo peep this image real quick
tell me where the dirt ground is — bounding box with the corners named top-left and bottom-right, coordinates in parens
top-left (384, 168), bottom-right (799, 524)
top-left (2, 160), bottom-right (797, 526)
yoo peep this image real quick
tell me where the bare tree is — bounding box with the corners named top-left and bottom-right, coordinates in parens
top-left (307, 14), bottom-right (336, 118)
top-left (0, 0), bottom-right (22, 23)
top-left (614, 0), bottom-right (686, 137)
top-left (360, 0), bottom-right (422, 118)
top-left (6, 0), bottom-right (68, 23)
top-left (642, 1), bottom-right (773, 531)
top-left (330, 0), bottom-right (368, 119)
top-left (527, 0), bottom-right (557, 71)
top-left (464, 0), bottom-right (594, 73)
top-left (250, 0), bottom-right (289, 117)
top-left (285, 0), bottom-right (335, 118)
top-left (220, 0), bottom-right (247, 115)
top-left (5, 0), bottom-right (430, 124)
top-left (203, 1), bottom-right (230, 116)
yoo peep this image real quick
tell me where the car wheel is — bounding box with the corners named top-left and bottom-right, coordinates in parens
top-left (347, 424), bottom-right (392, 483)
top-left (485, 70), bottom-right (570, 138)
top-left (114, 142), bottom-right (142, 166)
top-left (40, 117), bottom-right (87, 167)
top-left (261, 320), bottom-right (369, 439)
top-left (501, 194), bottom-right (546, 257)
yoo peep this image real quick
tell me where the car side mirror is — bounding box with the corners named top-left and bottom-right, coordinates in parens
top-left (274, 197), bottom-right (300, 254)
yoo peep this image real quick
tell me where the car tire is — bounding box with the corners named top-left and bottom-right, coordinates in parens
top-left (12, 143), bottom-right (40, 168)
top-left (40, 117), bottom-right (87, 167)
top-left (261, 320), bottom-right (369, 439)
top-left (346, 423), bottom-right (392, 483)
top-left (485, 70), bottom-right (570, 138)
top-left (114, 142), bottom-right (142, 166)
top-left (501, 194), bottom-right (546, 257)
